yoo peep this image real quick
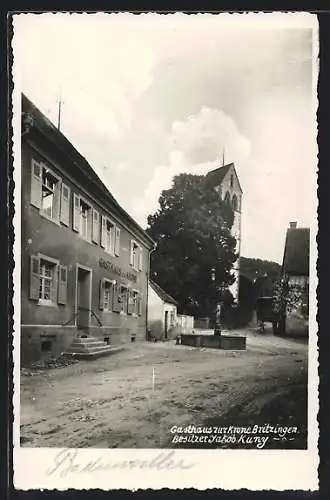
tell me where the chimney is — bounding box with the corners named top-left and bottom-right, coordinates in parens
top-left (289, 222), bottom-right (297, 229)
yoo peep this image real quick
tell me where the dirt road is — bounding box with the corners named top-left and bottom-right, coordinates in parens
top-left (20, 331), bottom-right (308, 449)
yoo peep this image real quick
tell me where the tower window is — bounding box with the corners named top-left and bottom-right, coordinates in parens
top-left (230, 174), bottom-right (234, 188)
top-left (232, 194), bottom-right (238, 211)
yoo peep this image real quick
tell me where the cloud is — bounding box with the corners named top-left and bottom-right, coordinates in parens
top-left (170, 107), bottom-right (251, 164)
top-left (132, 107), bottom-right (251, 227)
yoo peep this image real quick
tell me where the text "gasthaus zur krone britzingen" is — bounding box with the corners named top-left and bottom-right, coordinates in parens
top-left (170, 424), bottom-right (299, 449)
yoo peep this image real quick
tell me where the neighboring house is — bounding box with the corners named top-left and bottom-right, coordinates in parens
top-left (281, 222), bottom-right (310, 336)
top-left (205, 162), bottom-right (243, 303)
top-left (147, 280), bottom-right (178, 340)
top-left (21, 94), bottom-right (155, 365)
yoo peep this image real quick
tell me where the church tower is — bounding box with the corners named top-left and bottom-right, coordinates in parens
top-left (205, 162), bottom-right (243, 303)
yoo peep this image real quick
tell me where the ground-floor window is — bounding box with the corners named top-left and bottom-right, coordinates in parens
top-left (39, 258), bottom-right (56, 301)
top-left (132, 291), bottom-right (138, 315)
top-left (119, 285), bottom-right (128, 314)
top-left (104, 281), bottom-right (114, 311)
top-left (29, 254), bottom-right (67, 305)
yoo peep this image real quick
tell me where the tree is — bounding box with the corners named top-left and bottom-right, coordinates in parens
top-left (272, 276), bottom-right (309, 335)
top-left (240, 257), bottom-right (281, 281)
top-left (146, 173), bottom-right (237, 317)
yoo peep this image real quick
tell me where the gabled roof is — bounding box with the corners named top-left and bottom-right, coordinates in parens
top-left (149, 280), bottom-right (178, 306)
top-left (282, 227), bottom-right (310, 276)
top-left (21, 93), bottom-right (155, 248)
top-left (205, 163), bottom-right (243, 193)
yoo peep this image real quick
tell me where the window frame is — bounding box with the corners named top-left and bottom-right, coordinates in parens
top-left (131, 289), bottom-right (140, 317)
top-left (103, 279), bottom-right (115, 312)
top-left (104, 217), bottom-right (116, 256)
top-left (39, 164), bottom-right (62, 225)
top-left (78, 195), bottom-right (93, 243)
top-left (130, 239), bottom-right (142, 272)
top-left (37, 253), bottom-right (60, 306)
top-left (119, 284), bottom-right (129, 314)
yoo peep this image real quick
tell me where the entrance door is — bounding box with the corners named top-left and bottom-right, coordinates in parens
top-left (77, 266), bottom-right (91, 332)
top-left (164, 310), bottom-right (168, 339)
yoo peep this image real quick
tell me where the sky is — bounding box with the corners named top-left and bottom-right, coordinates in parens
top-left (13, 13), bottom-right (318, 263)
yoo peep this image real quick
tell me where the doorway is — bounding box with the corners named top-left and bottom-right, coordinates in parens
top-left (164, 310), bottom-right (168, 339)
top-left (76, 265), bottom-right (92, 332)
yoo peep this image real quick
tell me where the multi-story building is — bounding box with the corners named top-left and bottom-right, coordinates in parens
top-left (21, 94), bottom-right (155, 365)
top-left (205, 163), bottom-right (243, 303)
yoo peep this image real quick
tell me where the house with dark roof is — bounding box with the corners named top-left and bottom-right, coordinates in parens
top-left (205, 162), bottom-right (243, 302)
top-left (21, 94), bottom-right (155, 364)
top-left (281, 222), bottom-right (310, 336)
top-left (147, 280), bottom-right (178, 340)
top-left (282, 222), bottom-right (310, 283)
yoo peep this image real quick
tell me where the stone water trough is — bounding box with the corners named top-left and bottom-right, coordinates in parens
top-left (179, 332), bottom-right (246, 350)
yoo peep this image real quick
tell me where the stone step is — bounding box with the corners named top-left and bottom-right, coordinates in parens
top-left (66, 344), bottom-right (111, 354)
top-left (64, 346), bottom-right (123, 360)
top-left (73, 336), bottom-right (103, 344)
top-left (69, 340), bottom-right (107, 350)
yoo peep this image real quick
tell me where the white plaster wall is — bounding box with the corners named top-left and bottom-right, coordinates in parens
top-left (221, 166), bottom-right (242, 302)
top-left (164, 303), bottom-right (177, 330)
top-left (147, 285), bottom-right (163, 325)
top-left (147, 284), bottom-right (178, 339)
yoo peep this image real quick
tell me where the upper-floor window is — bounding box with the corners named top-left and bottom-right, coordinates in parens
top-left (224, 191), bottom-right (231, 204)
top-left (101, 216), bottom-right (120, 256)
top-left (105, 219), bottom-right (115, 255)
top-left (80, 200), bottom-right (90, 240)
top-left (73, 194), bottom-right (92, 242)
top-left (130, 240), bottom-right (143, 272)
top-left (30, 160), bottom-right (62, 224)
top-left (41, 169), bottom-right (58, 219)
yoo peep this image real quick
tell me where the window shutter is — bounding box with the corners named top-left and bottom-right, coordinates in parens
top-left (58, 265), bottom-right (68, 305)
top-left (92, 209), bottom-right (100, 243)
top-left (115, 226), bottom-right (120, 256)
top-left (50, 264), bottom-right (59, 303)
top-left (60, 184), bottom-right (70, 226)
top-left (73, 194), bottom-right (80, 232)
top-left (129, 240), bottom-right (134, 266)
top-left (87, 209), bottom-right (93, 242)
top-left (100, 216), bottom-right (106, 248)
top-left (54, 179), bottom-right (62, 222)
top-left (138, 246), bottom-right (143, 271)
top-left (127, 290), bottom-right (134, 315)
top-left (99, 278), bottom-right (105, 310)
top-left (30, 160), bottom-right (42, 209)
top-left (29, 255), bottom-right (40, 300)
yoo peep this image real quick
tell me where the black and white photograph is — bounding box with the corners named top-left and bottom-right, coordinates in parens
top-left (12, 12), bottom-right (318, 491)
